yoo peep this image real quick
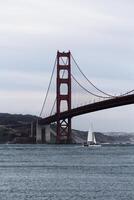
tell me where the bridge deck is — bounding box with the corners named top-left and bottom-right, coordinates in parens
top-left (39, 94), bottom-right (134, 125)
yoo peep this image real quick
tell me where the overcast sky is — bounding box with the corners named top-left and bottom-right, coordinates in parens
top-left (0, 0), bottom-right (134, 132)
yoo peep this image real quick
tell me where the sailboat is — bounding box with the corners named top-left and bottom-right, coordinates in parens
top-left (83, 125), bottom-right (101, 147)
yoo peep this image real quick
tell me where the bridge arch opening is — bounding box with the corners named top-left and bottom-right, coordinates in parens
top-left (60, 84), bottom-right (68, 95)
top-left (60, 100), bottom-right (68, 112)
top-left (60, 70), bottom-right (68, 79)
top-left (59, 57), bottom-right (69, 65)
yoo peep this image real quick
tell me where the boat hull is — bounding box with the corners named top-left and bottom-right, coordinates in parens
top-left (83, 143), bottom-right (101, 147)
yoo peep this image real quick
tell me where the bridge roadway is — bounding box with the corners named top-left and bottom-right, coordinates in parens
top-left (39, 94), bottom-right (134, 125)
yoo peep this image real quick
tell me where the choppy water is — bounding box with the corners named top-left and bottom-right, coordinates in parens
top-left (0, 144), bottom-right (134, 200)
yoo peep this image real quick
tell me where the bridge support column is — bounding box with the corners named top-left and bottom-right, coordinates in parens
top-left (56, 51), bottom-right (72, 144)
top-left (30, 122), bottom-right (34, 138)
top-left (45, 125), bottom-right (51, 143)
top-left (30, 122), bottom-right (36, 143)
top-left (36, 120), bottom-right (42, 143)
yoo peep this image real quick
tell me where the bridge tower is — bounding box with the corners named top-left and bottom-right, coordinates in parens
top-left (56, 51), bottom-right (71, 143)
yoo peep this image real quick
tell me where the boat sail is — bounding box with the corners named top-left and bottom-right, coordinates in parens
top-left (87, 126), bottom-right (96, 145)
top-left (83, 124), bottom-right (101, 147)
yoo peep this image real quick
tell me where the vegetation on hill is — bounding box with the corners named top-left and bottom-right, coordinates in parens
top-left (0, 113), bottom-right (38, 143)
top-left (0, 113), bottom-right (38, 125)
top-left (0, 113), bottom-right (132, 144)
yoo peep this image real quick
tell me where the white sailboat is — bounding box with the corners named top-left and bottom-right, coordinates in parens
top-left (87, 127), bottom-right (96, 145)
top-left (84, 125), bottom-right (101, 147)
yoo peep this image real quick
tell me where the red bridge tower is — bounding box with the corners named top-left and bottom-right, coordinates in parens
top-left (56, 51), bottom-right (71, 143)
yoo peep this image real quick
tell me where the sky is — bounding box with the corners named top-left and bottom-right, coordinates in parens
top-left (0, 0), bottom-right (134, 132)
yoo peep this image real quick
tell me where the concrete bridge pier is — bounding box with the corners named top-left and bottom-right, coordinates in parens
top-left (30, 122), bottom-right (34, 138)
top-left (36, 120), bottom-right (42, 143)
top-left (45, 125), bottom-right (51, 143)
top-left (36, 121), bottom-right (52, 143)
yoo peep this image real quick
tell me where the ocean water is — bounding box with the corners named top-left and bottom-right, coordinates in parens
top-left (0, 144), bottom-right (134, 200)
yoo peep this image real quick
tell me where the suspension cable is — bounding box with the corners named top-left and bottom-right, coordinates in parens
top-left (47, 53), bottom-right (134, 117)
top-left (71, 54), bottom-right (134, 97)
top-left (39, 57), bottom-right (57, 117)
top-left (71, 54), bottom-right (115, 97)
top-left (60, 55), bottom-right (110, 99)
top-left (50, 98), bottom-right (56, 116)
top-left (71, 74), bottom-right (111, 99)
top-left (120, 89), bottom-right (134, 96)
top-left (50, 72), bottom-right (134, 115)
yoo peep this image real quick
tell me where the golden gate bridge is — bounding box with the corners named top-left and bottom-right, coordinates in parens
top-left (31, 51), bottom-right (134, 144)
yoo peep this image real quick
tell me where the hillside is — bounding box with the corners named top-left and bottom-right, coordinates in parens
top-left (71, 129), bottom-right (133, 144)
top-left (0, 113), bottom-right (133, 144)
top-left (0, 113), bottom-right (38, 143)
top-left (0, 113), bottom-right (38, 125)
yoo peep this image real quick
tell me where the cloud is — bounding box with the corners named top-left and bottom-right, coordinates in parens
top-left (0, 0), bottom-right (134, 131)
top-left (0, 69), bottom-right (52, 91)
top-left (72, 104), bottom-right (134, 132)
top-left (0, 90), bottom-right (42, 115)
